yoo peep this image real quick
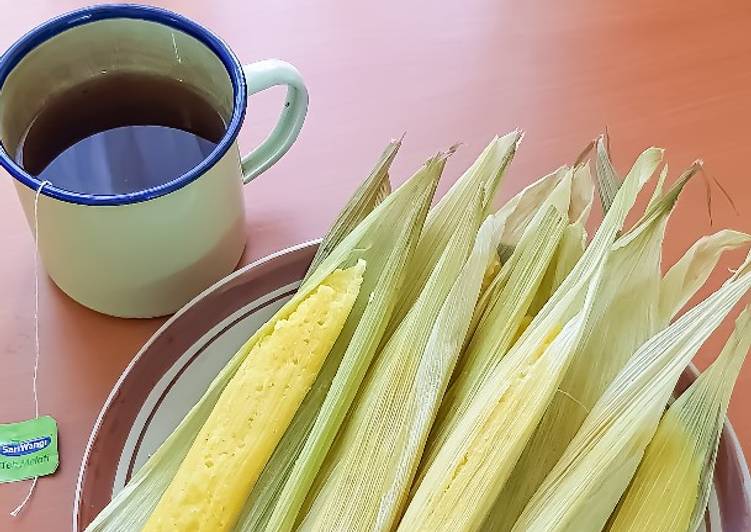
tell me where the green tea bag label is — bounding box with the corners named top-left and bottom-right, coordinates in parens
top-left (0, 416), bottom-right (58, 483)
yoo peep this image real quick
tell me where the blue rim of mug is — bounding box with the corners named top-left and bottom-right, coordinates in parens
top-left (0, 4), bottom-right (247, 206)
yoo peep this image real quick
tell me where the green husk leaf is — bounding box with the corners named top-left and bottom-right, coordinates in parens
top-left (646, 163), bottom-right (669, 213)
top-left (512, 254), bottom-right (751, 532)
top-left (304, 139), bottom-right (399, 281)
top-left (387, 132), bottom-right (521, 332)
top-left (399, 148), bottom-right (661, 531)
top-left (526, 147), bottom-right (662, 335)
top-left (488, 164), bottom-right (692, 531)
top-left (235, 155), bottom-right (446, 531)
top-left (556, 162), bottom-right (594, 283)
top-left (472, 167), bottom-right (571, 336)
top-left (608, 307), bottom-right (751, 532)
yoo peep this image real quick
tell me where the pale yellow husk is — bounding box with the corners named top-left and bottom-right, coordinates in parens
top-left (512, 253), bottom-right (751, 532)
top-left (487, 163), bottom-right (693, 531)
top-left (304, 139), bottom-right (398, 279)
top-left (660, 230), bottom-right (751, 323)
top-left (297, 192), bottom-right (500, 531)
top-left (388, 132), bottom-right (521, 331)
top-left (473, 166), bottom-right (567, 330)
top-left (608, 307), bottom-right (751, 532)
top-left (399, 148), bottom-right (662, 531)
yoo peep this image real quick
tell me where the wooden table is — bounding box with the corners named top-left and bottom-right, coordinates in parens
top-left (2, 0), bottom-right (751, 529)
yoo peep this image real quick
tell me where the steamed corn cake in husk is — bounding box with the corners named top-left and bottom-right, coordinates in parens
top-left (142, 263), bottom-right (364, 531)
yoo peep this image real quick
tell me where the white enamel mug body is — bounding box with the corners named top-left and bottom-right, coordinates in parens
top-left (0, 5), bottom-right (308, 317)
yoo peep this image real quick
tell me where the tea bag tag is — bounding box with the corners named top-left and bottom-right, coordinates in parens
top-left (7, 180), bottom-right (56, 517)
top-left (0, 416), bottom-right (59, 484)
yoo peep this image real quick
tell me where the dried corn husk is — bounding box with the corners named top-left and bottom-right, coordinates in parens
top-left (388, 132), bottom-right (521, 330)
top-left (608, 308), bottom-right (751, 532)
top-left (86, 152), bottom-right (444, 532)
top-left (473, 166), bottom-right (567, 328)
top-left (512, 253), bottom-right (751, 532)
top-left (419, 206), bottom-right (568, 480)
top-left (660, 230), bottom-right (751, 323)
top-left (496, 166), bottom-right (567, 257)
top-left (294, 192), bottom-right (498, 532)
top-left (304, 139), bottom-right (398, 280)
top-left (488, 165), bottom-right (693, 531)
top-left (530, 163), bottom-right (595, 314)
top-left (594, 134), bottom-right (622, 213)
top-left (399, 148), bottom-right (662, 531)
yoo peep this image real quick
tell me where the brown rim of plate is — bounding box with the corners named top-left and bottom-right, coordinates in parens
top-left (72, 239), bottom-right (751, 531)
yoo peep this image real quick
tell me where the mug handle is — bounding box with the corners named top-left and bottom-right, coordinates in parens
top-left (240, 59), bottom-right (309, 183)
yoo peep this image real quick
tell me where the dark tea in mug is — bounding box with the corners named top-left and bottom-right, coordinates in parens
top-left (15, 71), bottom-right (226, 195)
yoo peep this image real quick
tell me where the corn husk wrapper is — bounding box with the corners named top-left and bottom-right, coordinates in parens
top-left (248, 160), bottom-right (443, 531)
top-left (528, 148), bottom-right (661, 332)
top-left (646, 163), bottom-right (669, 213)
top-left (555, 163), bottom-right (594, 281)
top-left (496, 166), bottom-right (567, 258)
top-left (473, 167), bottom-right (566, 327)
top-left (388, 132), bottom-right (521, 331)
top-left (419, 205), bottom-right (568, 480)
top-left (294, 192), bottom-right (499, 532)
top-left (594, 134), bottom-right (622, 213)
top-left (530, 163), bottom-right (595, 314)
top-left (398, 148), bottom-right (662, 531)
top-left (399, 264), bottom-right (605, 531)
top-left (475, 166), bottom-right (572, 331)
top-left (660, 230), bottom-right (751, 323)
top-left (234, 155), bottom-right (447, 531)
top-left (86, 152), bottom-right (444, 532)
top-left (303, 139), bottom-right (398, 280)
top-left (512, 254), bottom-right (751, 532)
top-left (487, 166), bottom-right (692, 531)
top-left (142, 263), bottom-right (365, 532)
top-left (608, 308), bottom-right (751, 532)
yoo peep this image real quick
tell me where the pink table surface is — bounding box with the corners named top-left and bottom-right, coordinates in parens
top-left (2, 0), bottom-right (751, 530)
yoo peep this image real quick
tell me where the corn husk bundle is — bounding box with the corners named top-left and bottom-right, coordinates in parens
top-left (511, 253), bottom-right (751, 532)
top-left (296, 192), bottom-right (492, 531)
top-left (87, 131), bottom-right (751, 532)
top-left (485, 143), bottom-right (701, 531)
top-left (399, 146), bottom-right (663, 530)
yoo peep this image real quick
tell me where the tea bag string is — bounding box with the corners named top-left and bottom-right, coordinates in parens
top-left (10, 179), bottom-right (51, 518)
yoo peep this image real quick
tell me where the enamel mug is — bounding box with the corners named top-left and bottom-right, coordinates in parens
top-left (0, 4), bottom-right (308, 318)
